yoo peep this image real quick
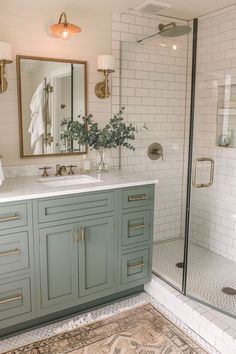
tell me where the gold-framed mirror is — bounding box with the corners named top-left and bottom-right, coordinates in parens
top-left (16, 55), bottom-right (87, 158)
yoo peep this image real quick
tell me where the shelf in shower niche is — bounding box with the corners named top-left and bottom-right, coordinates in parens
top-left (217, 108), bottom-right (236, 115)
top-left (216, 84), bottom-right (236, 148)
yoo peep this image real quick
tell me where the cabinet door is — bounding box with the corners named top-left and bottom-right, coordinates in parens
top-left (39, 223), bottom-right (78, 309)
top-left (78, 216), bottom-right (114, 297)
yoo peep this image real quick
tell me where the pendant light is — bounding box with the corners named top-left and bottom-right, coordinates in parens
top-left (50, 12), bottom-right (81, 39)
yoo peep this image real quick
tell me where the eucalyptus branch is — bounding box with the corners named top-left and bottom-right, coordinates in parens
top-left (62, 107), bottom-right (143, 151)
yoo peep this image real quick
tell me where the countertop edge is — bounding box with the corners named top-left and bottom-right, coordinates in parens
top-left (0, 179), bottom-right (158, 203)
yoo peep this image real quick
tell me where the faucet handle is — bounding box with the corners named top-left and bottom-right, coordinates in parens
top-left (39, 167), bottom-right (51, 177)
top-left (66, 165), bottom-right (77, 175)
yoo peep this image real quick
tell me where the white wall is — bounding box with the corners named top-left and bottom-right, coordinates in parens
top-left (0, 5), bottom-right (114, 174)
top-left (112, 10), bottom-right (191, 242)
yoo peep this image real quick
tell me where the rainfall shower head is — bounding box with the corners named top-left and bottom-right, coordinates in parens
top-left (137, 21), bottom-right (192, 43)
top-left (158, 22), bottom-right (192, 37)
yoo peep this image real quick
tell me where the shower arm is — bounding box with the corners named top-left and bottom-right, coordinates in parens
top-left (137, 31), bottom-right (162, 43)
top-left (159, 22), bottom-right (176, 31)
top-left (137, 23), bottom-right (176, 43)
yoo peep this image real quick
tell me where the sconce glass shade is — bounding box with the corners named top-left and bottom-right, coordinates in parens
top-left (0, 42), bottom-right (12, 63)
top-left (97, 55), bottom-right (115, 73)
top-left (50, 12), bottom-right (81, 39)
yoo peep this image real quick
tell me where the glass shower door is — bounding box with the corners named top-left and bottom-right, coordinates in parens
top-left (186, 9), bottom-right (236, 318)
top-left (119, 16), bottom-right (192, 292)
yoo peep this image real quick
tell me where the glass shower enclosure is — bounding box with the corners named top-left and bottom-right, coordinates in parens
top-left (120, 6), bottom-right (236, 319)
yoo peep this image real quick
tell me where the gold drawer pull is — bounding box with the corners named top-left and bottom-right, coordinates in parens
top-left (79, 227), bottom-right (86, 242)
top-left (127, 262), bottom-right (145, 270)
top-left (0, 214), bottom-right (20, 223)
top-left (129, 224), bottom-right (148, 231)
top-left (0, 294), bottom-right (22, 305)
top-left (128, 194), bottom-right (149, 202)
top-left (0, 249), bottom-right (21, 257)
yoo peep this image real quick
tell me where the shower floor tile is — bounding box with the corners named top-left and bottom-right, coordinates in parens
top-left (153, 239), bottom-right (236, 317)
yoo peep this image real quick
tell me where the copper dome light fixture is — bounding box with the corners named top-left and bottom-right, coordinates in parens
top-left (50, 12), bottom-right (81, 39)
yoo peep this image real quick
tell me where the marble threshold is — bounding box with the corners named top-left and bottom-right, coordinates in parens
top-left (145, 275), bottom-right (236, 354)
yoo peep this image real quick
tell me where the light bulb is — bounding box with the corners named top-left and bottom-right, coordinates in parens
top-left (172, 44), bottom-right (177, 50)
top-left (62, 30), bottom-right (69, 39)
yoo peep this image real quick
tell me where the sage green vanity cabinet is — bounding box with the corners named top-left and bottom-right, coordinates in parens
top-left (78, 216), bottom-right (114, 297)
top-left (0, 201), bottom-right (36, 330)
top-left (39, 216), bottom-right (115, 310)
top-left (0, 184), bottom-right (154, 335)
top-left (37, 191), bottom-right (114, 223)
top-left (119, 185), bottom-right (154, 290)
top-left (121, 248), bottom-right (150, 284)
top-left (39, 223), bottom-right (79, 309)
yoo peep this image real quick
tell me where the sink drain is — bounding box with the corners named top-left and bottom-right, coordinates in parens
top-left (221, 287), bottom-right (236, 295)
top-left (175, 262), bottom-right (184, 268)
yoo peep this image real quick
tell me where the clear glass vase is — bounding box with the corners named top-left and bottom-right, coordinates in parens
top-left (96, 148), bottom-right (109, 172)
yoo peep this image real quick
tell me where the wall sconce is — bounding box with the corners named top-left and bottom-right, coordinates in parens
top-left (50, 12), bottom-right (81, 39)
top-left (95, 55), bottom-right (115, 99)
top-left (0, 42), bottom-right (12, 93)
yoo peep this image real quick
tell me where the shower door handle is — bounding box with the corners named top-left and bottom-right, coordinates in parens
top-left (192, 157), bottom-right (214, 188)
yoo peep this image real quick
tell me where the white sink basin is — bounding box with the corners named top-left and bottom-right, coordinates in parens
top-left (37, 175), bottom-right (101, 187)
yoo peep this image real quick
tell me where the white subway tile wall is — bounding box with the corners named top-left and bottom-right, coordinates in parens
top-left (112, 10), bottom-right (192, 242)
top-left (190, 4), bottom-right (236, 262)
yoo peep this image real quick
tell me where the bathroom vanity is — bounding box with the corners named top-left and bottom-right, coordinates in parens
top-left (0, 172), bottom-right (156, 335)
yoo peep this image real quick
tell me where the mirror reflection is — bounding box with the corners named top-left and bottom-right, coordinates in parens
top-left (17, 56), bottom-right (87, 157)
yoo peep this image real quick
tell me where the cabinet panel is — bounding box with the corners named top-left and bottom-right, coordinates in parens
top-left (0, 278), bottom-right (31, 321)
top-left (38, 192), bottom-right (114, 223)
top-left (0, 203), bottom-right (28, 231)
top-left (122, 210), bottom-right (151, 246)
top-left (121, 249), bottom-right (150, 285)
top-left (0, 231), bottom-right (29, 275)
top-left (122, 186), bottom-right (154, 209)
top-left (78, 216), bottom-right (114, 297)
top-left (39, 224), bottom-right (78, 308)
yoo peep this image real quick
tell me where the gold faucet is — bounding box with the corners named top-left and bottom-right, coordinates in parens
top-left (55, 164), bottom-right (67, 176)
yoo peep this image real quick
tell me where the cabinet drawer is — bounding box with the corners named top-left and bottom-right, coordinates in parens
top-left (121, 249), bottom-right (150, 284)
top-left (38, 192), bottom-right (114, 223)
top-left (122, 186), bottom-right (154, 209)
top-left (0, 203), bottom-right (28, 231)
top-left (0, 231), bottom-right (29, 275)
top-left (0, 278), bottom-right (31, 321)
top-left (122, 210), bottom-right (151, 246)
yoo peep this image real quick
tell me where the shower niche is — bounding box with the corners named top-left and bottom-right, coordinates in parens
top-left (216, 84), bottom-right (236, 148)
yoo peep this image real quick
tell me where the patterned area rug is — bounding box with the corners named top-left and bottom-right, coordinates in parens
top-left (3, 304), bottom-right (208, 354)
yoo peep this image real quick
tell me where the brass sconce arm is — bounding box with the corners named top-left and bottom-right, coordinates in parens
top-left (95, 70), bottom-right (114, 99)
top-left (95, 55), bottom-right (115, 99)
top-left (0, 41), bottom-right (13, 94)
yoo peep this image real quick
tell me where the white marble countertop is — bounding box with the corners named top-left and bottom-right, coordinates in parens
top-left (0, 170), bottom-right (158, 203)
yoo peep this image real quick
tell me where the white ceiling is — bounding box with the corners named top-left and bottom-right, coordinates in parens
top-left (1, 0), bottom-right (235, 20)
